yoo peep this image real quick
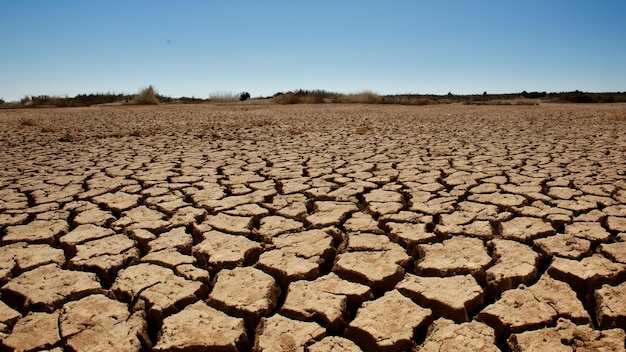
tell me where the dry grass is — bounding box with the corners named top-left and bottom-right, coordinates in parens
top-left (133, 86), bottom-right (159, 105)
top-left (209, 91), bottom-right (239, 103)
top-left (273, 93), bottom-right (300, 105)
top-left (339, 90), bottom-right (382, 104)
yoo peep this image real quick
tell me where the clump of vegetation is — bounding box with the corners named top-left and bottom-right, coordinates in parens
top-left (273, 92), bottom-right (300, 104)
top-left (239, 92), bottom-right (251, 101)
top-left (339, 90), bottom-right (382, 104)
top-left (209, 91), bottom-right (239, 103)
top-left (380, 95), bottom-right (438, 105)
top-left (4, 87), bottom-right (626, 109)
top-left (133, 85), bottom-right (160, 105)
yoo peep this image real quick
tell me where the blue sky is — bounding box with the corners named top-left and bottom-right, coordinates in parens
top-left (1, 0), bottom-right (625, 101)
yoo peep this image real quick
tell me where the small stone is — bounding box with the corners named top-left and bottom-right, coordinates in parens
top-left (154, 301), bottom-right (248, 351)
top-left (346, 290), bottom-right (431, 352)
top-left (396, 274), bottom-right (484, 322)
top-left (253, 314), bottom-right (325, 352)
top-left (208, 267), bottom-right (280, 324)
top-left (416, 318), bottom-right (498, 352)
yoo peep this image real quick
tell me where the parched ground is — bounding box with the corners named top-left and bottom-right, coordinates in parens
top-left (1, 103), bottom-right (625, 351)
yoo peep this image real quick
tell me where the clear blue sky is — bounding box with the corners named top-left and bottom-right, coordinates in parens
top-left (1, 0), bottom-right (625, 101)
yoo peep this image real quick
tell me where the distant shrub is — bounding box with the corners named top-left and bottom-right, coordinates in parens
top-left (381, 95), bottom-right (438, 105)
top-left (178, 96), bottom-right (206, 104)
top-left (0, 98), bottom-right (4, 104)
top-left (273, 92), bottom-right (300, 104)
top-left (20, 96), bottom-right (33, 107)
top-left (239, 92), bottom-right (251, 101)
top-left (133, 85), bottom-right (160, 105)
top-left (209, 91), bottom-right (238, 103)
top-left (339, 90), bottom-right (382, 104)
top-left (521, 91), bottom-right (547, 99)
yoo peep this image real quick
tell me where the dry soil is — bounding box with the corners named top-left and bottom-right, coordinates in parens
top-left (1, 103), bottom-right (626, 351)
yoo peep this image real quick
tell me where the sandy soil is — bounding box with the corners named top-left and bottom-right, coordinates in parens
top-left (1, 103), bottom-right (625, 351)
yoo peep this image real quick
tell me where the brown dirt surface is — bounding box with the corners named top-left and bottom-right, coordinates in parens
top-left (1, 103), bottom-right (626, 351)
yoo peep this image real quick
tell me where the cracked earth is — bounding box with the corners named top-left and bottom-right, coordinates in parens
top-left (1, 103), bottom-right (625, 351)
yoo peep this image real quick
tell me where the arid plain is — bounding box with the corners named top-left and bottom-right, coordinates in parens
top-left (1, 103), bottom-right (625, 351)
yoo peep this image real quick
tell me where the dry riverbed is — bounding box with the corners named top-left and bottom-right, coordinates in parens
top-left (1, 103), bottom-right (625, 351)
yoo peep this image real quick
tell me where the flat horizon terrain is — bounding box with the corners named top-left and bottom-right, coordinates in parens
top-left (1, 103), bottom-right (626, 351)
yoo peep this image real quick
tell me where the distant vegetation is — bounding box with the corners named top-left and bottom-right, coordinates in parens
top-left (2, 87), bottom-right (625, 109)
top-left (208, 91), bottom-right (239, 103)
top-left (133, 85), bottom-right (160, 105)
